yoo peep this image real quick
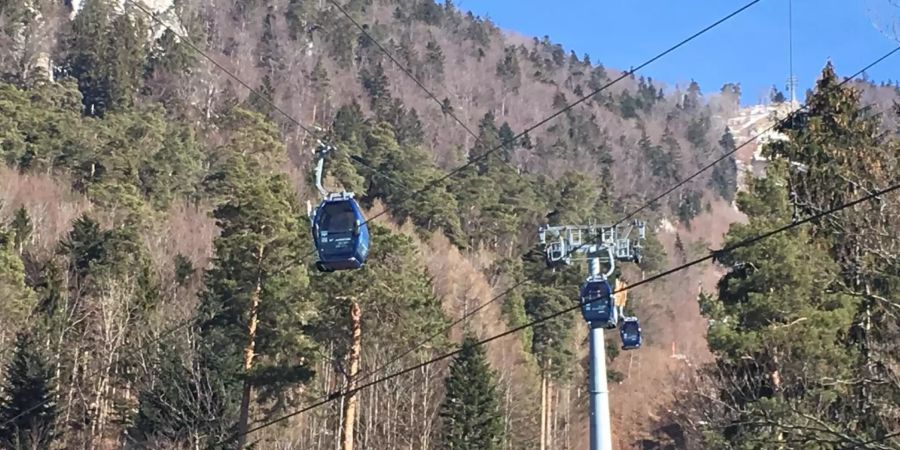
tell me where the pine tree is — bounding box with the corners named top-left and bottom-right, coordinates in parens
top-left (194, 114), bottom-right (317, 445)
top-left (496, 46), bottom-right (521, 93)
top-left (425, 40), bottom-right (445, 81)
top-left (0, 333), bottom-right (57, 449)
top-left (10, 206), bottom-right (31, 252)
top-left (438, 334), bottom-right (505, 450)
top-left (524, 286), bottom-right (575, 380)
top-left (63, 0), bottom-right (146, 115)
top-left (683, 79), bottom-right (702, 110)
top-left (471, 112), bottom-right (502, 174)
top-left (64, 0), bottom-right (113, 115)
top-left (0, 227), bottom-right (35, 350)
top-left (497, 122), bottom-right (516, 163)
top-left (689, 63), bottom-right (900, 448)
top-left (763, 63), bottom-right (900, 441)
top-left (130, 348), bottom-right (223, 448)
top-left (173, 254), bottom-right (195, 287)
top-left (308, 224), bottom-right (449, 370)
top-left (770, 84), bottom-right (786, 103)
top-left (248, 74), bottom-right (276, 118)
top-left (145, 28), bottom-right (197, 79)
top-left (696, 162), bottom-right (861, 447)
top-left (257, 5), bottom-right (281, 72)
top-left (105, 10), bottom-right (146, 112)
top-left (360, 62), bottom-right (391, 114)
top-left (709, 128), bottom-right (738, 202)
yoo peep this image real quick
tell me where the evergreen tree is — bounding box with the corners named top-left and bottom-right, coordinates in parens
top-left (709, 128), bottom-right (738, 202)
top-left (105, 10), bottom-right (147, 111)
top-left (414, 0), bottom-right (443, 25)
top-left (497, 122), bottom-right (516, 163)
top-left (682, 79), bottom-right (702, 110)
top-left (9, 206), bottom-right (31, 252)
top-left (770, 84), bottom-right (786, 103)
top-left (285, 0), bottom-right (312, 40)
top-left (587, 64), bottom-right (607, 93)
top-left (248, 74), bottom-right (276, 118)
top-left (63, 0), bottom-right (146, 115)
top-left (257, 5), bottom-right (281, 72)
top-left (697, 162), bottom-right (861, 447)
top-left (437, 335), bottom-right (505, 450)
top-left (496, 46), bottom-right (521, 93)
top-left (424, 40), bottom-right (445, 80)
top-left (63, 0), bottom-right (113, 115)
top-left (0, 333), bottom-right (57, 449)
top-left (524, 286), bottom-right (575, 380)
top-left (360, 62), bottom-right (391, 114)
top-left (310, 59), bottom-right (330, 92)
top-left (0, 227), bottom-right (35, 349)
top-left (689, 63), bottom-right (900, 448)
top-left (145, 28), bottom-right (196, 80)
top-left (173, 254), bottom-right (195, 287)
top-left (309, 58), bottom-right (331, 114)
top-left (193, 112), bottom-right (317, 444)
top-left (309, 224), bottom-right (450, 372)
top-left (389, 103), bottom-right (424, 147)
top-left (763, 63), bottom-right (900, 440)
top-left (470, 111), bottom-right (502, 174)
top-left (618, 90), bottom-right (638, 119)
top-left (130, 347), bottom-right (224, 448)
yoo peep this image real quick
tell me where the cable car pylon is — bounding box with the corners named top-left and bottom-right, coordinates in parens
top-left (538, 220), bottom-right (646, 450)
top-left (308, 141), bottom-right (370, 272)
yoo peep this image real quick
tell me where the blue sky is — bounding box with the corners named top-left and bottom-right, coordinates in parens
top-left (457, 0), bottom-right (900, 106)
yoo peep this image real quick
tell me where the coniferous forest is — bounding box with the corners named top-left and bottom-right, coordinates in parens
top-left (0, 0), bottom-right (899, 449)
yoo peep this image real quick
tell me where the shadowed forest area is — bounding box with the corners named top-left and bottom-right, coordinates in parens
top-left (0, 0), bottom-right (899, 449)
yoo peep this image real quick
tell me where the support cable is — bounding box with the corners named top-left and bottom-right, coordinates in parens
top-left (344, 44), bottom-right (900, 389)
top-left (212, 180), bottom-right (900, 448)
top-left (613, 44), bottom-right (900, 227)
top-left (4, 3), bottom-right (896, 435)
top-left (356, 0), bottom-right (763, 228)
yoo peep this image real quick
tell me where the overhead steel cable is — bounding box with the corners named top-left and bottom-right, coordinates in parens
top-left (128, 0), bottom-right (764, 253)
top-left (342, 44), bottom-right (900, 390)
top-left (355, 0), bottom-right (763, 228)
top-left (126, 0), bottom-right (414, 199)
top-left (210, 179), bottom-right (900, 449)
top-left (7, 0), bottom-right (891, 439)
top-left (126, 0), bottom-right (317, 136)
top-left (612, 43), bottom-right (900, 227)
top-left (314, 0), bottom-right (760, 388)
top-left (326, 0), bottom-right (484, 144)
top-left (129, 0), bottom-right (761, 271)
top-left (1, 0), bottom-right (754, 437)
top-left (280, 0), bottom-right (763, 265)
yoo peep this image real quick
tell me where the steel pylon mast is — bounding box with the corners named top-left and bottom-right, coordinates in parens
top-left (538, 221), bottom-right (646, 450)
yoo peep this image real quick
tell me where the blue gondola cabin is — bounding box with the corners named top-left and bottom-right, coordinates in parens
top-left (579, 279), bottom-right (617, 328)
top-left (312, 196), bottom-right (370, 272)
top-left (620, 317), bottom-right (642, 350)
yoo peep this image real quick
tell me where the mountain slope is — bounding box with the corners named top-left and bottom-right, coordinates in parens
top-left (4, 0), bottom-right (896, 449)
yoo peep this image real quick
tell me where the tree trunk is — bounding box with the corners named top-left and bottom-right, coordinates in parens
top-left (565, 388), bottom-right (571, 450)
top-left (504, 380), bottom-right (512, 450)
top-left (236, 244), bottom-right (265, 449)
top-left (540, 371), bottom-right (547, 450)
top-left (548, 380), bottom-right (555, 450)
top-left (341, 301), bottom-right (362, 450)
